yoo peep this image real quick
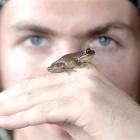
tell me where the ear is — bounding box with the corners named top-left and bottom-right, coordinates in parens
top-left (0, 0), bottom-right (8, 7)
top-left (0, 71), bottom-right (2, 92)
top-left (0, 68), bottom-right (2, 91)
top-left (0, 53), bottom-right (3, 91)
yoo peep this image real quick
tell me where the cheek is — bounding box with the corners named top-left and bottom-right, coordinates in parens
top-left (1, 47), bottom-right (48, 89)
top-left (94, 53), bottom-right (140, 100)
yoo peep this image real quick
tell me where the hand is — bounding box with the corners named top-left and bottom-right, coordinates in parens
top-left (0, 65), bottom-right (140, 139)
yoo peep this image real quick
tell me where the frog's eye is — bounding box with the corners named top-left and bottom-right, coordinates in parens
top-left (86, 48), bottom-right (95, 54)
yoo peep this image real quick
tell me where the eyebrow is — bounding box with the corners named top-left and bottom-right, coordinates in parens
top-left (83, 22), bottom-right (133, 38)
top-left (9, 21), bottom-right (133, 38)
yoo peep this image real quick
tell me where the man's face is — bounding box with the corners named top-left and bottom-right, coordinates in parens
top-left (0, 0), bottom-right (140, 100)
top-left (1, 0), bottom-right (140, 139)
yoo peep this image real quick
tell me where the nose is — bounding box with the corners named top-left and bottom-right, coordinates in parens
top-left (57, 38), bottom-right (86, 54)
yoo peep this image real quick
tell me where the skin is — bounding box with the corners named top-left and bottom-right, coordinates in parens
top-left (0, 0), bottom-right (140, 140)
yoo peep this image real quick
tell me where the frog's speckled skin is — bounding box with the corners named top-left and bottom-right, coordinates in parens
top-left (47, 48), bottom-right (95, 73)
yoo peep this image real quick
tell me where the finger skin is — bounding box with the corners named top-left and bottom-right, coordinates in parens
top-left (0, 66), bottom-right (140, 139)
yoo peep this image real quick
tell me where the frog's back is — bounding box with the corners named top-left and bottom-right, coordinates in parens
top-left (55, 51), bottom-right (82, 63)
top-left (54, 51), bottom-right (83, 68)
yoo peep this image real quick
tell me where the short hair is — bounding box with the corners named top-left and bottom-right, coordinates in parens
top-left (0, 0), bottom-right (8, 8)
top-left (0, 0), bottom-right (139, 12)
top-left (129, 0), bottom-right (140, 11)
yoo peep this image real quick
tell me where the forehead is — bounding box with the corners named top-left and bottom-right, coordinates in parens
top-left (3, 0), bottom-right (135, 13)
top-left (1, 0), bottom-right (138, 33)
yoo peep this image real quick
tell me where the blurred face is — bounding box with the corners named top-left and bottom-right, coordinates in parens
top-left (1, 0), bottom-right (140, 100)
top-left (1, 0), bottom-right (140, 99)
top-left (0, 0), bottom-right (140, 139)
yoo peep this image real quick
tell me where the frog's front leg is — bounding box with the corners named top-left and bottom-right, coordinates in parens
top-left (63, 66), bottom-right (77, 75)
top-left (73, 59), bottom-right (90, 68)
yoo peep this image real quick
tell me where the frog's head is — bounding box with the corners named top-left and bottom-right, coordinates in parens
top-left (80, 48), bottom-right (95, 63)
top-left (47, 63), bottom-right (66, 73)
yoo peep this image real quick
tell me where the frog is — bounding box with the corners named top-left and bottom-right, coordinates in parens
top-left (47, 48), bottom-right (95, 73)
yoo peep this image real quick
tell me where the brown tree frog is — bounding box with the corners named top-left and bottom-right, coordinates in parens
top-left (47, 48), bottom-right (95, 73)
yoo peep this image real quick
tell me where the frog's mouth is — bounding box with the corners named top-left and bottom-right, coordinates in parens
top-left (47, 66), bottom-right (59, 73)
top-left (47, 67), bottom-right (53, 72)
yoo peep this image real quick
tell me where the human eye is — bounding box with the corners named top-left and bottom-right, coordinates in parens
top-left (23, 35), bottom-right (48, 48)
top-left (13, 34), bottom-right (52, 55)
top-left (89, 36), bottom-right (118, 49)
